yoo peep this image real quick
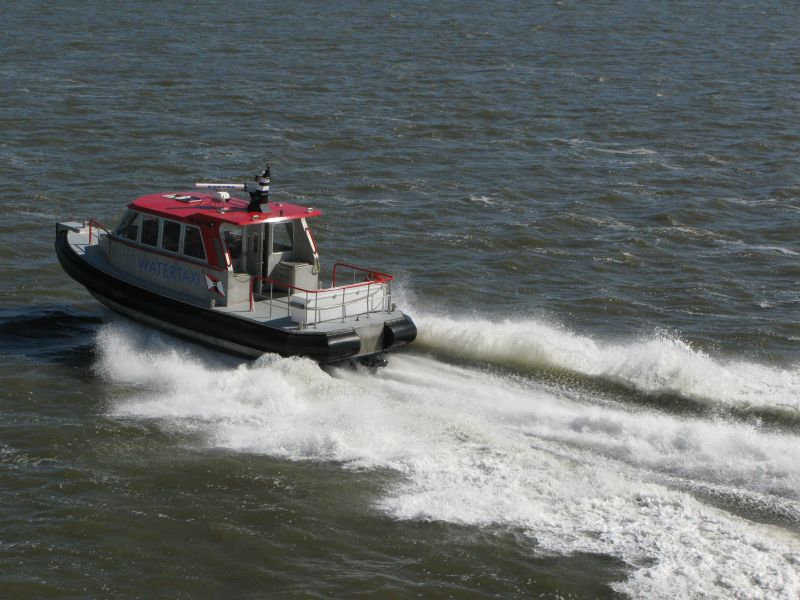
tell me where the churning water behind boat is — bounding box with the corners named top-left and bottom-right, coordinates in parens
top-left (91, 315), bottom-right (800, 598)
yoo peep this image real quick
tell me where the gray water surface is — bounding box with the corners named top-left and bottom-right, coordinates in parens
top-left (1, 2), bottom-right (799, 598)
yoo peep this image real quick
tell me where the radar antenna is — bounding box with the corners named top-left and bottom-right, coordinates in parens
top-left (194, 163), bottom-right (272, 213)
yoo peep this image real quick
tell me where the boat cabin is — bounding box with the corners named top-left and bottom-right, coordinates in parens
top-left (105, 192), bottom-right (324, 308)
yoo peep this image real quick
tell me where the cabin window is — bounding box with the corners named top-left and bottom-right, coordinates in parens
top-left (162, 220), bottom-right (181, 253)
top-left (182, 225), bottom-right (206, 261)
top-left (140, 215), bottom-right (159, 247)
top-left (272, 222), bottom-right (294, 253)
top-left (117, 211), bottom-right (139, 241)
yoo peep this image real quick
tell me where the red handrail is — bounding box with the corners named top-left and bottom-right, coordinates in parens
top-left (331, 262), bottom-right (394, 287)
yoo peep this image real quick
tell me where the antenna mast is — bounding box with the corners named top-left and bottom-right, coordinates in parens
top-left (247, 163), bottom-right (270, 212)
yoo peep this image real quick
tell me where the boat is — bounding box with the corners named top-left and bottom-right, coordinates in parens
top-left (55, 165), bottom-right (417, 364)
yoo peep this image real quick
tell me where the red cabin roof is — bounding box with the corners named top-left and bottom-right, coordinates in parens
top-left (130, 192), bottom-right (322, 227)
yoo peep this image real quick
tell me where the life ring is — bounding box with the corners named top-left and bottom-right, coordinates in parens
top-left (366, 272), bottom-right (386, 284)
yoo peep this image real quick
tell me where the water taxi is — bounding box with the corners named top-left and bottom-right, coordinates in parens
top-left (55, 166), bottom-right (416, 364)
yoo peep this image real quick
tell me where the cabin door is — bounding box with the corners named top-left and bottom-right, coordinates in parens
top-left (245, 224), bottom-right (266, 293)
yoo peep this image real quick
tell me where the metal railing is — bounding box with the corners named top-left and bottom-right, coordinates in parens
top-left (88, 218), bottom-right (110, 245)
top-left (248, 263), bottom-right (393, 325)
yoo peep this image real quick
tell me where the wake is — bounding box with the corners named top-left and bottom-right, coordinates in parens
top-left (412, 313), bottom-right (800, 417)
top-left (95, 319), bottom-right (800, 599)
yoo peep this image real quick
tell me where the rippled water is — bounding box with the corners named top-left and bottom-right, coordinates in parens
top-left (1, 1), bottom-right (799, 598)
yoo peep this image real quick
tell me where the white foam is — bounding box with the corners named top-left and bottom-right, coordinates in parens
top-left (723, 240), bottom-right (800, 257)
top-left (411, 313), bottom-right (800, 414)
top-left (593, 146), bottom-right (658, 156)
top-left (95, 321), bottom-right (800, 598)
top-left (748, 244), bottom-right (799, 257)
top-left (466, 194), bottom-right (496, 206)
top-left (555, 138), bottom-right (658, 156)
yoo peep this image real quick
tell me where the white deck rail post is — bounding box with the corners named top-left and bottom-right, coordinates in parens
top-left (268, 282), bottom-right (274, 318)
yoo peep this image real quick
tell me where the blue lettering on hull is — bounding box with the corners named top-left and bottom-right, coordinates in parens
top-left (137, 256), bottom-right (201, 287)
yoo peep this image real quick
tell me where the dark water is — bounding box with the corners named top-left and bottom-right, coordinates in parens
top-left (2, 1), bottom-right (799, 598)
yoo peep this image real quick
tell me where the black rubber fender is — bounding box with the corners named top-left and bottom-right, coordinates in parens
top-left (320, 330), bottom-right (361, 362)
top-left (382, 315), bottom-right (417, 349)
